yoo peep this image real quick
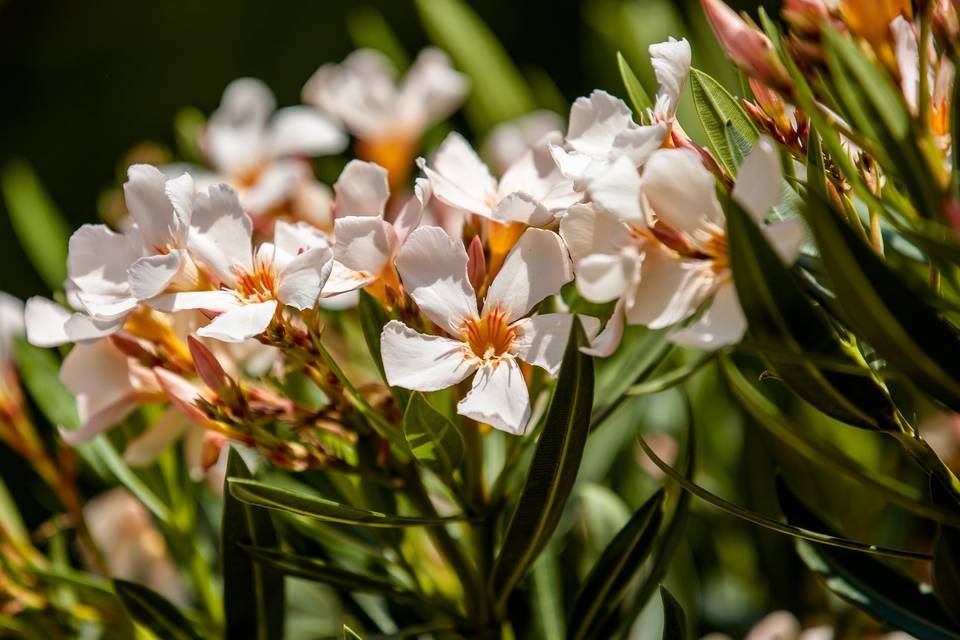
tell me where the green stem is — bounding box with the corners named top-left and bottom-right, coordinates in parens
top-left (918, 0), bottom-right (933, 136)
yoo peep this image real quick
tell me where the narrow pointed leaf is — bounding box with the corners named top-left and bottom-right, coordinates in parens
top-left (490, 321), bottom-right (594, 613)
top-left (660, 587), bottom-right (686, 640)
top-left (617, 52), bottom-right (653, 116)
top-left (689, 68), bottom-right (757, 174)
top-left (568, 489), bottom-right (665, 640)
top-left (229, 478), bottom-right (464, 527)
top-left (222, 449), bottom-right (285, 640)
top-left (13, 338), bottom-right (80, 430)
top-left (403, 392), bottom-right (464, 479)
top-left (113, 579), bottom-right (202, 640)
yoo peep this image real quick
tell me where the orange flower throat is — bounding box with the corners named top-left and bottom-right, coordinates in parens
top-left (463, 307), bottom-right (515, 361)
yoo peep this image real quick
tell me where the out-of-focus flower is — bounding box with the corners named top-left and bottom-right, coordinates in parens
top-left (700, 610), bottom-right (916, 639)
top-left (84, 489), bottom-right (185, 604)
top-left (151, 186), bottom-right (334, 342)
top-left (202, 78), bottom-right (346, 217)
top-left (481, 110), bottom-right (565, 174)
top-left (891, 15), bottom-right (955, 147)
top-left (701, 0), bottom-right (793, 92)
top-left (380, 226), bottom-right (594, 435)
top-left (839, 0), bottom-right (911, 66)
top-left (304, 48), bottom-right (468, 188)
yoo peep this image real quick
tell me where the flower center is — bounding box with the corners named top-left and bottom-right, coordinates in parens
top-left (234, 263), bottom-right (278, 303)
top-left (463, 307), bottom-right (515, 361)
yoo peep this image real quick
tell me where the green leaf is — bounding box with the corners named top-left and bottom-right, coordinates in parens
top-left (626, 353), bottom-right (714, 396)
top-left (531, 542), bottom-right (566, 640)
top-left (113, 579), bottom-right (202, 640)
top-left (222, 449), bottom-right (285, 640)
top-left (568, 489), bottom-right (665, 640)
top-left (780, 480), bottom-right (960, 639)
top-left (592, 327), bottom-right (674, 428)
top-left (229, 477), bottom-right (465, 527)
top-left (0, 159), bottom-right (71, 291)
top-left (403, 392), bottom-right (464, 479)
top-left (659, 587), bottom-right (686, 640)
top-left (415, 0), bottom-right (535, 133)
top-left (31, 567), bottom-right (136, 639)
top-left (347, 6), bottom-right (409, 71)
top-left (358, 290), bottom-right (409, 408)
top-left (616, 52), bottom-right (653, 117)
top-left (726, 193), bottom-right (900, 430)
top-left (689, 68), bottom-right (757, 175)
top-left (243, 546), bottom-right (421, 604)
top-left (343, 625), bottom-right (363, 640)
top-left (490, 321), bottom-right (594, 614)
top-left (12, 338), bottom-right (79, 430)
top-left (83, 437), bottom-right (172, 524)
top-left (804, 190), bottom-right (960, 412)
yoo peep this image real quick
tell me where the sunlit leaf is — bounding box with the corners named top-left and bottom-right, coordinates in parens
top-left (403, 392), bottom-right (464, 480)
top-left (617, 52), bottom-right (653, 116)
top-left (12, 337), bottom-right (79, 431)
top-left (689, 68), bottom-right (757, 174)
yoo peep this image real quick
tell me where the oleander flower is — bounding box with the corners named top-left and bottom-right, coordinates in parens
top-left (649, 37), bottom-right (693, 125)
top-left (380, 226), bottom-right (594, 435)
top-left (202, 78), bottom-right (347, 216)
top-left (303, 48), bottom-right (468, 187)
top-left (891, 15), bottom-right (955, 144)
top-left (151, 185), bottom-right (334, 342)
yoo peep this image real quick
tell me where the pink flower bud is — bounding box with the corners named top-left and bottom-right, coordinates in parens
top-left (187, 336), bottom-right (229, 392)
top-left (153, 368), bottom-right (210, 426)
top-left (466, 235), bottom-right (487, 292)
top-left (701, 0), bottom-right (793, 92)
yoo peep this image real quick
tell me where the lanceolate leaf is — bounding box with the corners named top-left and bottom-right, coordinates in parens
top-left (726, 196), bottom-right (900, 430)
top-left (222, 449), bottom-right (285, 640)
top-left (779, 480), bottom-right (960, 639)
top-left (567, 489), bottom-right (665, 640)
top-left (229, 478), bottom-right (464, 527)
top-left (403, 392), bottom-right (464, 480)
top-left (13, 338), bottom-right (79, 431)
top-left (113, 579), bottom-right (202, 640)
top-left (804, 190), bottom-right (960, 412)
top-left (660, 587), bottom-right (687, 640)
top-left (689, 68), bottom-right (757, 175)
top-left (617, 52), bottom-right (654, 117)
top-left (490, 322), bottom-right (594, 614)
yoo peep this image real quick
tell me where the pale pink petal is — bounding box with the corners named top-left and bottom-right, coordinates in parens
top-left (669, 280), bottom-right (746, 349)
top-left (891, 16), bottom-right (920, 113)
top-left (149, 290), bottom-right (240, 313)
top-left (420, 132), bottom-right (497, 216)
top-left (566, 90), bottom-right (639, 158)
top-left (763, 217), bottom-right (806, 265)
top-left (482, 111), bottom-right (565, 173)
top-left (581, 299), bottom-right (626, 357)
top-left (196, 300), bottom-right (278, 342)
top-left (269, 106), bottom-right (347, 158)
top-left (490, 192), bottom-right (554, 226)
top-left (457, 359), bottom-right (530, 435)
top-left (333, 216), bottom-right (396, 275)
top-left (68, 224), bottom-right (137, 318)
top-left (188, 184), bottom-right (253, 286)
top-left (274, 220), bottom-right (330, 256)
top-left (128, 252), bottom-right (184, 301)
top-left (380, 320), bottom-right (477, 391)
top-left (549, 145), bottom-right (594, 185)
top-left (744, 611), bottom-right (801, 640)
top-left (625, 246), bottom-right (718, 329)
top-left (334, 160), bottom-right (390, 217)
top-left (25, 297), bottom-right (71, 347)
top-left (397, 48), bottom-right (469, 132)
top-left (164, 172), bottom-right (195, 245)
top-left (650, 38), bottom-right (692, 121)
top-left (559, 204), bottom-right (631, 263)
top-left (511, 314), bottom-right (600, 376)
top-left (123, 165), bottom-right (190, 251)
top-left (395, 226), bottom-right (479, 335)
top-left (589, 155), bottom-right (644, 222)
top-left (483, 228), bottom-right (572, 322)
top-left (64, 313), bottom-right (125, 343)
top-left (59, 396), bottom-right (139, 446)
top-left (641, 148), bottom-right (724, 235)
top-left (321, 261), bottom-right (375, 296)
top-left (123, 409), bottom-right (188, 466)
top-left (576, 253), bottom-right (637, 303)
top-left (732, 136), bottom-right (782, 222)
top-left (205, 78), bottom-right (274, 175)
top-left (240, 160), bottom-right (308, 215)
top-left (59, 341), bottom-right (137, 443)
top-left (277, 246), bottom-right (334, 310)
top-left (392, 178), bottom-right (429, 245)
top-left (610, 124), bottom-right (668, 165)
top-left (154, 369), bottom-right (211, 427)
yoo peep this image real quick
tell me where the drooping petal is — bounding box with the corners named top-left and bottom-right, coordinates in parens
top-left (333, 216), bottom-right (397, 276)
top-left (732, 136), bottom-right (782, 222)
top-left (420, 132), bottom-right (497, 216)
top-left (589, 155), bottom-right (644, 222)
top-left (511, 313), bottom-right (600, 376)
top-left (624, 245), bottom-right (718, 329)
top-left (669, 280), bottom-right (747, 349)
top-left (196, 300), bottom-right (278, 342)
top-left (269, 106), bottom-right (348, 158)
top-left (64, 313), bottom-right (124, 343)
top-left (395, 226), bottom-right (479, 335)
top-left (559, 203), bottom-right (631, 263)
top-left (277, 246), bottom-right (334, 310)
top-left (641, 148), bottom-right (724, 235)
top-left (650, 37), bottom-right (692, 121)
top-left (456, 359), bottom-right (530, 435)
top-left (397, 47), bottom-right (469, 132)
top-left (149, 290), bottom-right (240, 314)
top-left (188, 184), bottom-right (253, 286)
top-left (68, 224), bottom-right (138, 319)
top-left (763, 217), bottom-right (807, 265)
top-left (483, 228), bottom-right (572, 322)
top-left (333, 160), bottom-right (390, 217)
top-left (123, 409), bottom-right (189, 466)
top-left (380, 320), bottom-right (477, 391)
top-left (127, 252), bottom-right (184, 301)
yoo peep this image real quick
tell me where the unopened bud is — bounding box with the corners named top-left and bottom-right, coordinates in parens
top-left (187, 336), bottom-right (229, 392)
top-left (701, 0), bottom-right (793, 92)
top-left (749, 79), bottom-right (792, 133)
top-left (109, 334), bottom-right (157, 368)
top-left (153, 367), bottom-right (210, 426)
top-left (783, 0), bottom-right (832, 35)
top-left (466, 235), bottom-right (487, 292)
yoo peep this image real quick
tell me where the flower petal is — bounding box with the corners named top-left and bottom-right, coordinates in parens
top-left (395, 226), bottom-right (479, 335)
top-left (380, 320), bottom-right (476, 391)
top-left (123, 408), bottom-right (189, 466)
top-left (456, 359), bottom-right (530, 435)
top-left (483, 228), bottom-right (572, 322)
top-left (892, 16), bottom-right (920, 113)
top-left (333, 216), bottom-right (396, 275)
top-left (566, 90), bottom-right (638, 158)
top-left (732, 136), bottom-right (782, 222)
top-left (559, 203), bottom-right (631, 263)
top-left (269, 106), bottom-right (347, 158)
top-left (149, 290), bottom-right (240, 313)
top-left (205, 78), bottom-right (274, 175)
top-left (196, 300), bottom-right (278, 342)
top-left (277, 246), bottom-right (334, 310)
top-left (392, 178), bottom-right (429, 245)
top-left (24, 297), bottom-right (72, 347)
top-left (511, 313), bottom-right (599, 376)
top-left (128, 252), bottom-right (184, 301)
top-left (240, 159), bottom-right (308, 215)
top-left (322, 261), bottom-right (376, 296)
top-left (641, 148), bottom-right (724, 235)
top-left (420, 132), bottom-right (497, 216)
top-left (763, 217), bottom-right (806, 265)
top-left (490, 191), bottom-right (554, 226)
top-left (581, 299), bottom-right (626, 357)
top-left (624, 245), bottom-right (718, 329)
top-left (589, 155), bottom-right (644, 222)
top-left (650, 37), bottom-right (692, 121)
top-left (59, 340), bottom-right (137, 442)
top-left (333, 160), bottom-right (390, 217)
top-left (482, 110), bottom-right (565, 173)
top-left (123, 165), bottom-right (191, 251)
top-left (188, 184), bottom-right (253, 286)
top-left (669, 280), bottom-right (746, 349)
top-left (397, 47), bottom-right (469, 132)
top-left (575, 253), bottom-right (637, 303)
top-left (68, 224), bottom-right (137, 318)
top-left (272, 220), bottom-right (330, 268)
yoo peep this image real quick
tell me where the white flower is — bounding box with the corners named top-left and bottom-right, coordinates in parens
top-left (151, 185), bottom-right (334, 342)
top-left (303, 48), bottom-right (468, 144)
top-left (649, 37), bottom-right (692, 124)
top-left (891, 15), bottom-right (954, 144)
top-left (550, 90), bottom-right (667, 190)
top-left (203, 78), bottom-right (347, 215)
top-left (323, 162), bottom-right (429, 296)
top-left (570, 136), bottom-right (805, 353)
top-left (420, 131), bottom-right (581, 227)
top-left (380, 226), bottom-right (595, 435)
